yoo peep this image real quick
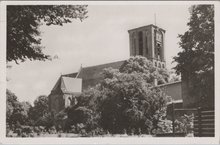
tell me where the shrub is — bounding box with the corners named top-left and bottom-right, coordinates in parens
top-left (175, 114), bottom-right (194, 134)
top-left (157, 119), bottom-right (173, 134)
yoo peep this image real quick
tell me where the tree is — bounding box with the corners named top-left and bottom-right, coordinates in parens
top-left (98, 57), bottom-right (169, 134)
top-left (6, 89), bottom-right (32, 129)
top-left (7, 5), bottom-right (88, 63)
top-left (64, 88), bottom-right (102, 133)
top-left (29, 95), bottom-right (49, 124)
top-left (6, 89), bottom-right (19, 127)
top-left (119, 56), bottom-right (169, 85)
top-left (72, 56), bottom-right (169, 134)
top-left (173, 5), bottom-right (214, 107)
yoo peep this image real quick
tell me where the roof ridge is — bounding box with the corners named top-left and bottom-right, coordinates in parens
top-left (81, 60), bottom-right (126, 69)
top-left (62, 72), bottom-right (78, 78)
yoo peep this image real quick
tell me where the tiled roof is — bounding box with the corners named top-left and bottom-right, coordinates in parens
top-left (54, 60), bottom-right (126, 91)
top-left (78, 60), bottom-right (125, 80)
top-left (64, 60), bottom-right (125, 80)
top-left (62, 60), bottom-right (125, 90)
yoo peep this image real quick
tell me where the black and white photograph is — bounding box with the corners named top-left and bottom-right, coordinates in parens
top-left (0, 1), bottom-right (219, 144)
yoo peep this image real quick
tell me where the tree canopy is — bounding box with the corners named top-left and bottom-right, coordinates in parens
top-left (29, 95), bottom-right (49, 123)
top-left (98, 56), bottom-right (169, 133)
top-left (6, 89), bottom-right (32, 127)
top-left (173, 5), bottom-right (214, 107)
top-left (66, 56), bottom-right (170, 134)
top-left (7, 5), bottom-right (88, 63)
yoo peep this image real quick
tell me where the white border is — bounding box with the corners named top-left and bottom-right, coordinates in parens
top-left (0, 1), bottom-right (219, 144)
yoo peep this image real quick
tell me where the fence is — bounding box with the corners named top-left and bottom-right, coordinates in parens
top-left (168, 102), bottom-right (214, 137)
top-left (193, 108), bottom-right (215, 137)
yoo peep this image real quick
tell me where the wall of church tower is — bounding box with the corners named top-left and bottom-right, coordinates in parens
top-left (128, 24), bottom-right (166, 69)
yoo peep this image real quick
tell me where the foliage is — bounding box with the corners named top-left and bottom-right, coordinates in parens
top-left (7, 5), bottom-right (88, 63)
top-left (119, 56), bottom-right (169, 85)
top-left (98, 56), bottom-right (169, 134)
top-left (67, 106), bottom-right (92, 125)
top-left (28, 95), bottom-right (57, 131)
top-left (168, 70), bottom-right (181, 83)
top-left (173, 5), bottom-right (214, 107)
top-left (6, 57), bottom-right (171, 136)
top-left (6, 89), bottom-right (32, 129)
top-left (37, 112), bottom-right (55, 130)
top-left (175, 114), bottom-right (194, 134)
top-left (6, 89), bottom-right (18, 124)
top-left (65, 97), bottom-right (101, 135)
top-left (151, 114), bottom-right (194, 136)
top-left (6, 90), bottom-right (59, 136)
top-left (63, 56), bottom-right (169, 135)
top-left (29, 95), bottom-right (49, 122)
top-left (153, 119), bottom-right (173, 134)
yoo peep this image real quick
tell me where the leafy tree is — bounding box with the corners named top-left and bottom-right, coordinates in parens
top-left (169, 70), bottom-right (181, 83)
top-left (6, 89), bottom-right (32, 129)
top-left (64, 88), bottom-right (101, 134)
top-left (72, 56), bottom-right (169, 134)
top-left (37, 112), bottom-right (55, 131)
top-left (6, 89), bottom-right (18, 123)
top-left (29, 95), bottom-right (49, 124)
top-left (67, 106), bottom-right (92, 124)
top-left (7, 5), bottom-right (88, 63)
top-left (173, 5), bottom-right (214, 107)
top-left (64, 56), bottom-right (169, 135)
top-left (119, 56), bottom-right (169, 85)
top-left (98, 56), bottom-right (169, 134)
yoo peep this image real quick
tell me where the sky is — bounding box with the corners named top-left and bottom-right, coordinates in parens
top-left (7, 5), bottom-right (191, 104)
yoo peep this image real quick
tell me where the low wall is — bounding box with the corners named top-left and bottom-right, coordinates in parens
top-left (157, 81), bottom-right (182, 101)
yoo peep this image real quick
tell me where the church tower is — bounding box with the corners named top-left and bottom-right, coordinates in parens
top-left (128, 24), bottom-right (166, 68)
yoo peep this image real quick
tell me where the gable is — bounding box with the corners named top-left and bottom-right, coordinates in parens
top-left (61, 77), bottom-right (82, 94)
top-left (51, 77), bottom-right (62, 93)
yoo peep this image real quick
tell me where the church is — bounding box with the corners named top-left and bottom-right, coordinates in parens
top-left (48, 24), bottom-right (183, 114)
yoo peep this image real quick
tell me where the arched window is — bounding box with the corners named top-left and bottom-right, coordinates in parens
top-left (157, 43), bottom-right (161, 59)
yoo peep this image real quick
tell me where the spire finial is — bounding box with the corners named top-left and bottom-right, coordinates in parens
top-left (76, 64), bottom-right (83, 78)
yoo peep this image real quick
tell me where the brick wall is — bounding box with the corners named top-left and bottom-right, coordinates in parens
top-left (157, 81), bottom-right (182, 101)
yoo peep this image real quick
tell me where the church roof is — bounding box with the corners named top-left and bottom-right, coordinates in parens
top-left (63, 72), bottom-right (78, 78)
top-left (63, 60), bottom-right (126, 90)
top-left (64, 60), bottom-right (125, 80)
top-left (58, 60), bottom-right (125, 92)
top-left (78, 60), bottom-right (125, 80)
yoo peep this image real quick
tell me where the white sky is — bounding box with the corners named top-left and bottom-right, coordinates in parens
top-left (7, 5), bottom-right (191, 104)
